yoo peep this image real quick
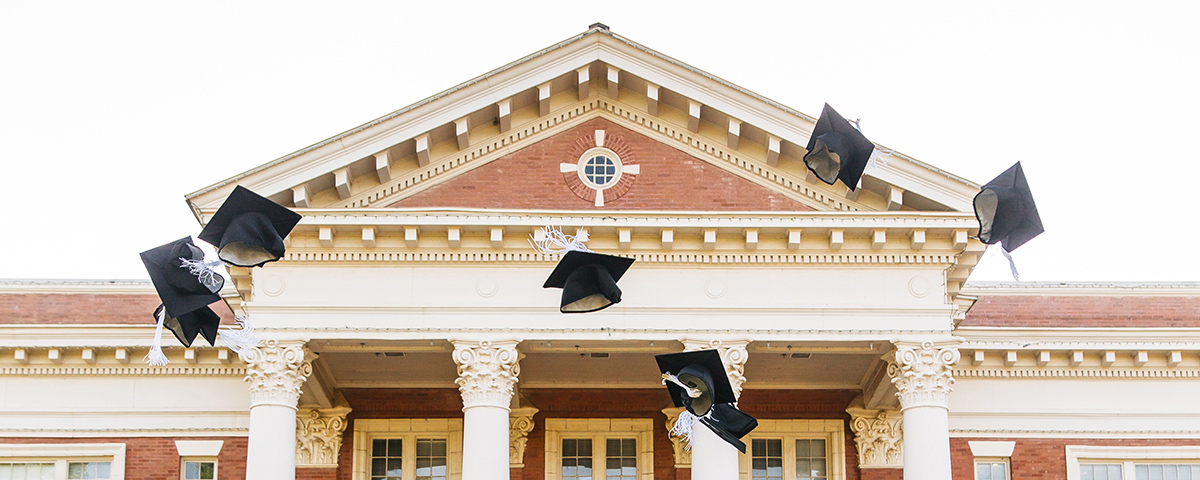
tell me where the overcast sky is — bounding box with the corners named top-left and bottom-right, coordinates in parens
top-left (1, 2), bottom-right (1197, 283)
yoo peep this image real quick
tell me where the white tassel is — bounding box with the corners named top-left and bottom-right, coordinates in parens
top-left (144, 309), bottom-right (169, 366)
top-left (529, 225), bottom-right (593, 256)
top-left (671, 410), bottom-right (700, 450)
top-left (219, 315), bottom-right (261, 355)
top-left (1000, 248), bottom-right (1021, 282)
top-left (661, 373), bottom-right (703, 399)
top-left (179, 257), bottom-right (225, 293)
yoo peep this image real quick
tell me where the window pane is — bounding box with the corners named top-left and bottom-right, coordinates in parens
top-left (372, 439), bottom-right (387, 457)
top-left (370, 438), bottom-right (403, 479)
top-left (753, 439), bottom-right (783, 480)
top-left (978, 462), bottom-right (993, 480)
top-left (797, 439), bottom-right (828, 480)
top-left (605, 439), bottom-right (637, 480)
top-left (563, 438), bottom-right (593, 480)
top-left (183, 461), bottom-right (216, 480)
top-left (0, 464), bottom-right (55, 480)
top-left (67, 463), bottom-right (112, 480)
top-left (416, 439), bottom-right (447, 480)
top-left (1082, 464), bottom-right (1123, 480)
top-left (992, 462), bottom-right (1006, 480)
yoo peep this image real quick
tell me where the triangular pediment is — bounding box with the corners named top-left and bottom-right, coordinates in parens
top-left (186, 26), bottom-right (979, 217)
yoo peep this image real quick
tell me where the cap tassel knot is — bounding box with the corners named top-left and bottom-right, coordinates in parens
top-left (144, 308), bottom-right (170, 366)
top-left (179, 257), bottom-right (225, 293)
top-left (671, 409), bottom-right (701, 451)
top-left (1000, 247), bottom-right (1021, 281)
top-left (530, 225), bottom-right (592, 256)
top-left (219, 315), bottom-right (261, 355)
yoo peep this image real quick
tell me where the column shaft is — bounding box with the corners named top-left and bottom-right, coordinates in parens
top-left (901, 405), bottom-right (951, 479)
top-left (690, 425), bottom-right (739, 480)
top-left (247, 404), bottom-right (299, 479)
top-left (461, 405), bottom-right (512, 480)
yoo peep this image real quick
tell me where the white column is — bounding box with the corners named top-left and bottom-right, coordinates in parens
top-left (241, 340), bottom-right (313, 480)
top-left (681, 339), bottom-right (748, 480)
top-left (453, 339), bottom-right (520, 480)
top-left (887, 339), bottom-right (961, 480)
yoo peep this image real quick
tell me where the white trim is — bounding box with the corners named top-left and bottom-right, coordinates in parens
top-left (576, 146), bottom-right (624, 190)
top-left (738, 419), bottom-right (846, 480)
top-left (1065, 445), bottom-right (1200, 480)
top-left (351, 418), bottom-right (463, 480)
top-left (543, 418), bottom-right (654, 480)
top-left (0, 442), bottom-right (126, 479)
top-left (175, 440), bottom-right (223, 457)
top-left (969, 441), bottom-right (1015, 457)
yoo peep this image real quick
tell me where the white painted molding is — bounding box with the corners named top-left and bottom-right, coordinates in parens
top-left (0, 443), bottom-right (127, 479)
top-left (374, 151), bottom-right (391, 183)
top-left (727, 117), bottom-right (741, 149)
top-left (606, 65), bottom-right (620, 98)
top-left (176, 440), bottom-right (224, 457)
top-left (496, 98), bottom-right (511, 132)
top-left (293, 185), bottom-right (310, 208)
top-left (645, 82), bottom-right (659, 115)
top-left (415, 133), bottom-right (431, 166)
top-left (576, 66), bottom-right (590, 99)
top-left (687, 100), bottom-right (702, 132)
top-left (967, 441), bottom-right (1014, 457)
top-left (334, 167), bottom-right (352, 199)
top-left (1065, 445), bottom-right (1200, 480)
top-left (455, 117), bottom-right (470, 150)
top-left (538, 83), bottom-right (551, 116)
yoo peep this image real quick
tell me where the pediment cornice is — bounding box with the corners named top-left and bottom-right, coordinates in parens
top-left (186, 28), bottom-right (979, 217)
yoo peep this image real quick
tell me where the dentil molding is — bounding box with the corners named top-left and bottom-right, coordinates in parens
top-left (241, 339), bottom-right (313, 408)
top-left (452, 339), bottom-right (521, 408)
top-left (887, 340), bottom-right (961, 409)
top-left (296, 406), bottom-right (352, 467)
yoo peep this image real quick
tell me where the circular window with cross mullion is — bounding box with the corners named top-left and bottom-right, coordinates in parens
top-left (577, 147), bottom-right (623, 190)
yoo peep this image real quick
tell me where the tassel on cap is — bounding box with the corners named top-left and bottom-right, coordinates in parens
top-left (179, 257), bottom-right (225, 293)
top-left (530, 225), bottom-right (592, 256)
top-left (671, 410), bottom-right (701, 451)
top-left (219, 315), bottom-right (261, 355)
top-left (144, 308), bottom-right (170, 366)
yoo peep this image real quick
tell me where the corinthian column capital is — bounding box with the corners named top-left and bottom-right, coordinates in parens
top-left (452, 339), bottom-right (521, 409)
top-left (886, 339), bottom-right (962, 410)
top-left (296, 406), bottom-right (352, 467)
top-left (241, 339), bottom-right (312, 408)
top-left (846, 407), bottom-right (904, 468)
top-left (681, 338), bottom-right (749, 398)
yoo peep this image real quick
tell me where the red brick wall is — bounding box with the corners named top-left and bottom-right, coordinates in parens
top-left (387, 118), bottom-right (816, 212)
top-left (0, 293), bottom-right (236, 325)
top-left (861, 468), bottom-right (904, 480)
top-left (950, 438), bottom-right (1200, 480)
top-left (0, 436), bottom-right (246, 479)
top-left (963, 295), bottom-right (1200, 327)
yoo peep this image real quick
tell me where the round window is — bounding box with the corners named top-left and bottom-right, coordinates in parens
top-left (577, 148), bottom-right (622, 189)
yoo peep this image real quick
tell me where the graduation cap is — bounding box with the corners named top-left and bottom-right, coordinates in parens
top-left (803, 103), bottom-right (875, 191)
top-left (974, 162), bottom-right (1043, 252)
top-left (542, 250), bottom-right (635, 313)
top-left (656, 350), bottom-right (758, 453)
top-left (154, 304), bottom-right (220, 348)
top-left (198, 185), bottom-right (302, 268)
top-left (140, 237), bottom-right (223, 322)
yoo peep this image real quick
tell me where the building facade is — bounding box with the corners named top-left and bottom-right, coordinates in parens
top-left (2, 26), bottom-right (1198, 480)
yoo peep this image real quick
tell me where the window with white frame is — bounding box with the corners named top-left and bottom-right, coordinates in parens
top-left (544, 419), bottom-right (654, 480)
top-left (175, 440), bottom-right (222, 480)
top-left (180, 460), bottom-right (216, 480)
top-left (352, 419), bottom-right (463, 480)
top-left (0, 443), bottom-right (126, 480)
top-left (970, 441), bottom-right (1015, 480)
top-left (1066, 445), bottom-right (1200, 480)
top-left (738, 419), bottom-right (847, 480)
top-left (974, 459), bottom-right (1010, 480)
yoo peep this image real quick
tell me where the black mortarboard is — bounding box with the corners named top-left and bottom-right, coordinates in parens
top-left (699, 403), bottom-right (759, 453)
top-left (154, 304), bottom-right (220, 348)
top-left (198, 185), bottom-right (302, 268)
top-left (543, 250), bottom-right (635, 313)
top-left (803, 103), bottom-right (875, 191)
top-left (655, 349), bottom-right (737, 414)
top-left (140, 237), bottom-right (222, 321)
top-left (974, 162), bottom-right (1044, 252)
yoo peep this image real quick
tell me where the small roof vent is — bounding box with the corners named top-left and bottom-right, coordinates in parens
top-left (589, 23), bottom-right (610, 31)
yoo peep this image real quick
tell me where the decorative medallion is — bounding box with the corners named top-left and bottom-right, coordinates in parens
top-left (560, 129), bottom-right (640, 206)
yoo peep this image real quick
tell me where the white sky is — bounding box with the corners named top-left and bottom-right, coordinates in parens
top-left (0, 2), bottom-right (1197, 283)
